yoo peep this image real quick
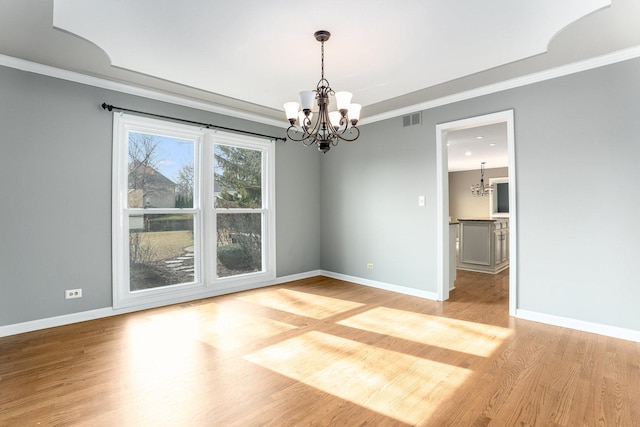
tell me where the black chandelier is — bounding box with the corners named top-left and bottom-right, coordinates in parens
top-left (470, 162), bottom-right (494, 196)
top-left (283, 30), bottom-right (361, 153)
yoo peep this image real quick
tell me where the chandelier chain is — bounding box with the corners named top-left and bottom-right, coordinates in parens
top-left (321, 40), bottom-right (325, 83)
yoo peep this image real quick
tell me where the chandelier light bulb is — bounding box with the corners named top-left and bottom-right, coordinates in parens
top-left (298, 91), bottom-right (315, 111)
top-left (283, 102), bottom-right (300, 123)
top-left (348, 103), bottom-right (361, 125)
top-left (335, 91), bottom-right (353, 113)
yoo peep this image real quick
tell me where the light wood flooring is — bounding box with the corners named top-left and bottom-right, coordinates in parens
top-left (1, 270), bottom-right (639, 426)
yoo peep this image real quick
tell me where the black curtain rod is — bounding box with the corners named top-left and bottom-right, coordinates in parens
top-left (101, 103), bottom-right (287, 142)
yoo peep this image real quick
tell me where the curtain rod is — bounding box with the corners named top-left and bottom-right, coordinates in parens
top-left (101, 103), bottom-right (286, 142)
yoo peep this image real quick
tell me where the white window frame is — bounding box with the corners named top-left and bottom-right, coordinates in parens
top-left (112, 113), bottom-right (276, 309)
top-left (489, 177), bottom-right (510, 218)
top-left (207, 131), bottom-right (277, 290)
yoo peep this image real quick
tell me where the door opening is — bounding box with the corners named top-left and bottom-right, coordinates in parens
top-left (435, 110), bottom-right (517, 316)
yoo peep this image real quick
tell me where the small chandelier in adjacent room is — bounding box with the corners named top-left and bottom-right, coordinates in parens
top-left (283, 30), bottom-right (361, 153)
top-left (471, 162), bottom-right (494, 196)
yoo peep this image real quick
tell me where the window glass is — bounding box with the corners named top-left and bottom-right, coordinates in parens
top-left (127, 132), bottom-right (194, 209)
top-left (129, 213), bottom-right (195, 291)
top-left (214, 145), bottom-right (262, 209)
top-left (216, 213), bottom-right (262, 278)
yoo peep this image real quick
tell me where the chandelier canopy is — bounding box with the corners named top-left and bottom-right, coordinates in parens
top-left (283, 30), bottom-right (361, 153)
top-left (470, 162), bottom-right (494, 196)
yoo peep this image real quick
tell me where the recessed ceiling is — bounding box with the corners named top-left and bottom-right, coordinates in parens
top-left (2, 0), bottom-right (640, 128)
top-left (447, 123), bottom-right (508, 172)
top-left (50, 0), bottom-right (609, 112)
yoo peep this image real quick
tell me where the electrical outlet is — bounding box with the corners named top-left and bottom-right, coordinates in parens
top-left (367, 263), bottom-right (374, 270)
top-left (65, 289), bottom-right (82, 299)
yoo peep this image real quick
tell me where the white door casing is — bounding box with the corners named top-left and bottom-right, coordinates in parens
top-left (435, 110), bottom-right (517, 316)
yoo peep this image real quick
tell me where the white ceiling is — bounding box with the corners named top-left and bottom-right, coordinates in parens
top-left (1, 0), bottom-right (640, 169)
top-left (2, 0), bottom-right (639, 121)
top-left (447, 123), bottom-right (508, 172)
top-left (51, 0), bottom-right (609, 112)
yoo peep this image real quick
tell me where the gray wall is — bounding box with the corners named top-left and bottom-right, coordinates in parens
top-left (449, 167), bottom-right (509, 221)
top-left (320, 121), bottom-right (435, 290)
top-left (321, 57), bottom-right (640, 332)
top-left (0, 65), bottom-right (320, 326)
top-left (3, 55), bottom-right (640, 334)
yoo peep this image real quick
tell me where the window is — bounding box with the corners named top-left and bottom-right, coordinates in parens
top-left (489, 177), bottom-right (509, 218)
top-left (112, 114), bottom-right (275, 308)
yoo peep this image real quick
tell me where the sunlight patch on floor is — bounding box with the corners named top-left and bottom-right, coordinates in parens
top-left (238, 288), bottom-right (364, 319)
top-left (145, 303), bottom-right (297, 351)
top-left (125, 311), bottom-right (202, 395)
top-left (115, 308), bottom-right (297, 425)
top-left (243, 331), bottom-right (471, 425)
top-left (337, 307), bottom-right (512, 357)
top-left (119, 322), bottom-right (206, 427)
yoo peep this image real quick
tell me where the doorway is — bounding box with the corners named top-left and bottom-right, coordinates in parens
top-left (435, 110), bottom-right (517, 316)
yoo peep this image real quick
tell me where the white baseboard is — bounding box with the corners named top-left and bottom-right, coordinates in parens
top-left (0, 270), bottom-right (323, 338)
top-left (320, 270), bottom-right (439, 300)
top-left (5, 273), bottom-right (638, 344)
top-left (0, 307), bottom-right (117, 338)
top-left (270, 270), bottom-right (323, 285)
top-left (516, 309), bottom-right (640, 343)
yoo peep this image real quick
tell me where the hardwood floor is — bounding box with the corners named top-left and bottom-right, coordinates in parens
top-left (1, 271), bottom-right (639, 426)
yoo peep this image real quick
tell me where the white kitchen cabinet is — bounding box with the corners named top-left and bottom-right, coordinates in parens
top-left (457, 218), bottom-right (509, 274)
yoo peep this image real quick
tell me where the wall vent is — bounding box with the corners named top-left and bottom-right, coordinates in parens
top-left (402, 112), bottom-right (421, 127)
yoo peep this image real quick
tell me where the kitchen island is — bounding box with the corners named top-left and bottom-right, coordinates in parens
top-left (457, 218), bottom-right (509, 274)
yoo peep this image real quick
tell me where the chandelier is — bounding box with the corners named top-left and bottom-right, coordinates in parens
top-left (470, 162), bottom-right (494, 196)
top-left (283, 30), bottom-right (361, 153)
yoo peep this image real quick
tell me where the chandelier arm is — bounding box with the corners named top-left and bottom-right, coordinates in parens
top-left (333, 126), bottom-right (360, 142)
top-left (307, 110), bottom-right (325, 139)
top-left (296, 109), bottom-right (323, 138)
top-left (288, 128), bottom-right (319, 147)
top-left (285, 126), bottom-right (305, 142)
top-left (333, 117), bottom-right (351, 134)
top-left (302, 115), bottom-right (317, 138)
top-left (286, 125), bottom-right (316, 143)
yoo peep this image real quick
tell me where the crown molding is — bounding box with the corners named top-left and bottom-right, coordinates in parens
top-left (0, 54), bottom-right (286, 129)
top-left (3, 45), bottom-right (640, 128)
top-left (363, 45), bottom-right (640, 124)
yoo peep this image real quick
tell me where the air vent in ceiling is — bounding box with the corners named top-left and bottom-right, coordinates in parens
top-left (402, 112), bottom-right (421, 127)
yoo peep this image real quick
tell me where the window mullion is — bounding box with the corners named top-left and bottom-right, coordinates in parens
top-left (126, 208), bottom-right (198, 215)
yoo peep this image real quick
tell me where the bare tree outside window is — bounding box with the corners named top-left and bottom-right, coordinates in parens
top-left (127, 132), bottom-right (195, 290)
top-left (175, 163), bottom-right (194, 208)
